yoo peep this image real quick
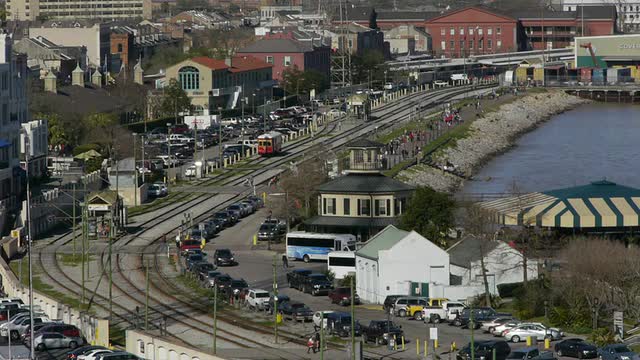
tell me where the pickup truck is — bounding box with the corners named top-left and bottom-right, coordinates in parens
top-left (301, 274), bottom-right (334, 296)
top-left (246, 289), bottom-right (270, 311)
top-left (286, 269), bottom-right (312, 290)
top-left (506, 346), bottom-right (555, 360)
top-left (361, 320), bottom-right (403, 345)
top-left (420, 301), bottom-right (467, 323)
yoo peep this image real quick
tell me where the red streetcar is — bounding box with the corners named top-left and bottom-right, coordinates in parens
top-left (257, 132), bottom-right (283, 156)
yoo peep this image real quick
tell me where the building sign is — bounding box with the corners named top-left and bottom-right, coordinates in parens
top-left (575, 35), bottom-right (640, 67)
top-left (613, 311), bottom-right (624, 341)
top-left (619, 44), bottom-right (640, 50)
top-left (88, 204), bottom-right (110, 212)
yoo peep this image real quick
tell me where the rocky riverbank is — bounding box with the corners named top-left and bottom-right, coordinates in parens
top-left (399, 90), bottom-right (591, 192)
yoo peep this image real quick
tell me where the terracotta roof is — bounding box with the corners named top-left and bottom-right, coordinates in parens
top-left (191, 57), bottom-right (229, 70)
top-left (229, 55), bottom-right (272, 73)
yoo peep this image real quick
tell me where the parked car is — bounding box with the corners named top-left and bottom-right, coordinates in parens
top-left (224, 279), bottom-right (249, 298)
top-left (361, 320), bottom-right (403, 345)
top-left (482, 317), bottom-right (515, 333)
top-left (34, 332), bottom-right (85, 350)
top-left (96, 351), bottom-right (142, 359)
top-left (247, 195), bottom-right (264, 208)
top-left (214, 274), bottom-right (233, 291)
top-left (312, 311), bottom-right (335, 330)
top-left (422, 300), bottom-right (467, 323)
top-left (503, 323), bottom-right (563, 343)
top-left (193, 263), bottom-right (217, 280)
top-left (287, 269), bottom-right (312, 290)
top-left (507, 346), bottom-right (555, 360)
top-left (213, 211), bottom-right (233, 226)
top-left (455, 307), bottom-right (510, 328)
top-left (328, 287), bottom-right (360, 306)
top-left (1, 315), bottom-right (49, 340)
top-left (185, 253), bottom-right (205, 271)
top-left (555, 339), bottom-right (598, 358)
top-left (280, 302), bottom-right (313, 322)
top-left (301, 273), bottom-right (334, 296)
top-left (457, 340), bottom-right (512, 360)
top-left (78, 348), bottom-right (113, 360)
top-left (184, 165), bottom-right (197, 177)
top-left (201, 271), bottom-right (223, 288)
top-left (392, 296), bottom-right (427, 317)
top-left (147, 184), bottom-right (164, 198)
top-left (598, 344), bottom-right (638, 360)
top-left (265, 295), bottom-right (290, 314)
top-left (383, 295), bottom-right (405, 314)
top-left (325, 312), bottom-right (360, 338)
top-left (246, 289), bottom-right (270, 311)
top-left (213, 249), bottom-right (236, 266)
top-left (227, 204), bottom-right (247, 217)
top-left (257, 223), bottom-right (280, 242)
top-left (66, 345), bottom-right (108, 360)
top-left (493, 320), bottom-right (522, 336)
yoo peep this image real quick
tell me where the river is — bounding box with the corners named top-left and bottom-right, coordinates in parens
top-left (461, 103), bottom-right (640, 195)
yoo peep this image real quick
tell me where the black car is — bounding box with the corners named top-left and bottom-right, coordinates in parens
top-left (301, 273), bottom-right (334, 296)
top-left (266, 295), bottom-right (290, 314)
top-left (186, 253), bottom-right (205, 271)
top-left (555, 338), bottom-right (598, 358)
top-left (213, 211), bottom-right (233, 226)
top-left (226, 206), bottom-right (242, 221)
top-left (201, 271), bottom-right (223, 288)
top-left (193, 262), bottom-right (217, 280)
top-left (214, 274), bottom-right (233, 291)
top-left (213, 249), bottom-right (236, 266)
top-left (362, 320), bottom-right (403, 345)
top-left (457, 340), bottom-right (512, 360)
top-left (286, 269), bottom-right (312, 290)
top-left (224, 279), bottom-right (249, 298)
top-left (280, 302), bottom-right (313, 321)
top-left (456, 307), bottom-right (510, 328)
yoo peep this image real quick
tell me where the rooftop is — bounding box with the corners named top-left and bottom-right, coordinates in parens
top-left (356, 225), bottom-right (409, 260)
top-left (189, 56), bottom-right (272, 72)
top-left (317, 173), bottom-right (415, 194)
top-left (447, 236), bottom-right (500, 268)
top-left (238, 38), bottom-right (316, 53)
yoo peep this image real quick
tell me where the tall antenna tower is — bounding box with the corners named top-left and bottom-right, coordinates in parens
top-left (330, 0), bottom-right (351, 88)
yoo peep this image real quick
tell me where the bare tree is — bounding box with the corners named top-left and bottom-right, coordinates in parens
top-left (463, 204), bottom-right (499, 307)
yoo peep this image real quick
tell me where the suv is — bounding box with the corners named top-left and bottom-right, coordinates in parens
top-left (301, 274), bottom-right (334, 296)
top-left (383, 295), bottom-right (406, 313)
top-left (457, 340), bottom-right (512, 360)
top-left (193, 263), bottom-right (217, 281)
top-left (455, 307), bottom-right (510, 329)
top-left (246, 289), bottom-right (270, 311)
top-left (287, 269), bottom-right (312, 290)
top-left (257, 223), bottom-right (280, 242)
top-left (392, 297), bottom-right (427, 317)
top-left (213, 249), bottom-right (236, 266)
top-left (328, 287), bottom-right (360, 306)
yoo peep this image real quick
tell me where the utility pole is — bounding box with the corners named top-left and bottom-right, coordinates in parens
top-left (25, 134), bottom-right (35, 360)
top-left (273, 255), bottom-right (278, 344)
top-left (320, 310), bottom-right (325, 360)
top-left (132, 135), bottom-right (137, 207)
top-left (72, 182), bottom-right (76, 256)
top-left (217, 107), bottom-right (223, 168)
top-left (241, 84), bottom-right (245, 147)
top-left (213, 285), bottom-right (218, 354)
top-left (470, 301), bottom-right (475, 360)
top-left (145, 259), bottom-right (149, 329)
top-left (350, 275), bottom-right (355, 360)
top-left (141, 135), bottom-right (145, 183)
top-left (108, 215), bottom-right (113, 320)
top-left (81, 177), bottom-right (87, 307)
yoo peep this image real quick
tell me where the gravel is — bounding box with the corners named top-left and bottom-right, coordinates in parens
top-left (399, 91), bottom-right (591, 192)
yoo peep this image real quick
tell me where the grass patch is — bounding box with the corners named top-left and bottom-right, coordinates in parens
top-left (384, 158), bottom-right (416, 178)
top-left (57, 253), bottom-right (94, 267)
top-left (109, 325), bottom-right (126, 346)
top-left (10, 257), bottom-right (92, 314)
top-left (128, 192), bottom-right (183, 216)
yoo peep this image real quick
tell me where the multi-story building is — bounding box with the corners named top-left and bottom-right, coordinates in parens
top-left (110, 24), bottom-right (180, 69)
top-left (164, 55), bottom-right (274, 113)
top-left (29, 20), bottom-right (111, 67)
top-left (304, 139), bottom-right (415, 240)
top-left (0, 33), bottom-right (30, 236)
top-left (340, 7), bottom-right (438, 31)
top-left (142, 0), bottom-right (177, 20)
top-left (384, 25), bottom-right (432, 55)
top-left (324, 22), bottom-right (385, 57)
top-left (237, 34), bottom-right (330, 81)
top-left (561, 0), bottom-right (636, 32)
top-left (20, 120), bottom-right (48, 179)
top-left (14, 36), bottom-right (87, 78)
top-left (7, 0), bottom-right (143, 21)
top-left (424, 6), bottom-right (522, 58)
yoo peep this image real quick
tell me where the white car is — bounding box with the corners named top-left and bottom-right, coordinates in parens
top-left (481, 317), bottom-right (514, 333)
top-left (327, 109), bottom-right (346, 117)
top-left (492, 320), bottom-right (521, 336)
top-left (434, 80), bottom-right (448, 87)
top-left (246, 289), bottom-right (270, 311)
top-left (0, 315), bottom-right (49, 339)
top-left (184, 165), bottom-right (197, 177)
top-left (78, 349), bottom-right (113, 360)
top-left (384, 83), bottom-right (394, 90)
top-left (503, 323), bottom-right (563, 343)
top-left (313, 311), bottom-right (335, 330)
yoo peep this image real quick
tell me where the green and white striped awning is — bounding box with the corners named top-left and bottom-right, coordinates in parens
top-left (481, 181), bottom-right (640, 228)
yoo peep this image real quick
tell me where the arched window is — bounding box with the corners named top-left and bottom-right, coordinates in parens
top-left (178, 66), bottom-right (199, 91)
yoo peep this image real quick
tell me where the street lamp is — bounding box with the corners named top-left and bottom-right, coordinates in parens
top-left (592, 297), bottom-right (600, 329)
top-left (132, 133), bottom-right (138, 207)
top-left (217, 107), bottom-right (223, 169)
top-left (166, 123), bottom-right (172, 190)
top-left (252, 93), bottom-right (256, 114)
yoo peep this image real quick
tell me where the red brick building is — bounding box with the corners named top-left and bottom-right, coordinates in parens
top-left (237, 34), bottom-right (330, 81)
top-left (424, 6), bottom-right (521, 58)
top-left (338, 7), bottom-right (437, 30)
top-left (517, 6), bottom-right (616, 50)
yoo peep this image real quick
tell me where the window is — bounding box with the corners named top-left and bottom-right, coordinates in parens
top-left (440, 27), bottom-right (445, 36)
top-left (440, 41), bottom-right (446, 50)
top-left (266, 56), bottom-right (274, 64)
top-left (479, 39), bottom-right (484, 49)
top-left (178, 66), bottom-right (199, 91)
top-left (478, 28), bottom-right (483, 35)
top-left (117, 43), bottom-right (123, 52)
top-left (450, 40), bottom-right (454, 50)
top-left (497, 40), bottom-right (502, 48)
top-left (468, 27), bottom-right (474, 35)
top-left (496, 26), bottom-right (501, 35)
top-left (488, 39), bottom-right (493, 49)
top-left (460, 40), bottom-right (465, 50)
top-left (329, 256), bottom-right (355, 267)
top-left (459, 27), bottom-right (464, 35)
top-left (469, 40), bottom-right (474, 49)
top-left (343, 198), bottom-right (350, 215)
top-left (393, 198), bottom-right (406, 215)
top-left (488, 28), bottom-right (493, 35)
top-left (325, 198), bottom-right (336, 215)
top-left (357, 199), bottom-right (371, 216)
top-left (284, 56), bottom-right (292, 66)
top-left (450, 27), bottom-right (455, 35)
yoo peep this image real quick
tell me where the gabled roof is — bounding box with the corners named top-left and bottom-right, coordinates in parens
top-left (426, 6), bottom-right (517, 23)
top-left (576, 5), bottom-right (617, 20)
top-left (88, 190), bottom-right (119, 205)
top-left (447, 236), bottom-right (500, 268)
top-left (238, 38), bottom-right (315, 53)
top-left (229, 55), bottom-right (272, 73)
top-left (316, 173), bottom-right (415, 194)
top-left (356, 225), bottom-right (409, 260)
top-left (191, 57), bottom-right (229, 70)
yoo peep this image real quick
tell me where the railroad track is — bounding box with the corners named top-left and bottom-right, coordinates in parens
top-left (33, 84), bottom-right (497, 355)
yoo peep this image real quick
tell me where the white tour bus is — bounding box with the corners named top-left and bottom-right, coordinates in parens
top-left (327, 251), bottom-right (356, 279)
top-left (286, 232), bottom-right (356, 263)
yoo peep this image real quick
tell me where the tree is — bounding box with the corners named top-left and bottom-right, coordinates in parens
top-left (281, 67), bottom-right (329, 96)
top-left (368, 8), bottom-right (379, 31)
top-left (351, 50), bottom-right (386, 85)
top-left (462, 204), bottom-right (498, 307)
top-left (399, 186), bottom-right (455, 248)
top-left (158, 79), bottom-right (192, 121)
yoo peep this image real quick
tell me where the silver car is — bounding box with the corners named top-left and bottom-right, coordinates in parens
top-left (503, 323), bottom-right (562, 343)
top-left (34, 332), bottom-right (85, 350)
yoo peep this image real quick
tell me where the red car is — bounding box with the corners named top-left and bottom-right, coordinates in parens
top-left (170, 124), bottom-right (190, 134)
top-left (328, 287), bottom-right (361, 306)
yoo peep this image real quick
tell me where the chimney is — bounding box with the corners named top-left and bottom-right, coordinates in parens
top-left (44, 71), bottom-right (57, 93)
top-left (92, 69), bottom-right (103, 88)
top-left (72, 62), bottom-right (84, 87)
top-left (134, 60), bottom-right (144, 85)
top-left (224, 57), bottom-right (232, 67)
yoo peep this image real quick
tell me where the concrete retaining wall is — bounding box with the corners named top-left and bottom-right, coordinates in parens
top-left (0, 248), bottom-right (109, 346)
top-left (126, 330), bottom-right (224, 360)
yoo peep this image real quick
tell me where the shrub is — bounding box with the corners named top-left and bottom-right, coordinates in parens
top-left (498, 282), bottom-right (525, 298)
top-left (590, 328), bottom-right (616, 346)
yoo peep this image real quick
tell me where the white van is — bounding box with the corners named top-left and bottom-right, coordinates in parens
top-left (450, 74), bottom-right (469, 81)
top-left (168, 134), bottom-right (193, 143)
